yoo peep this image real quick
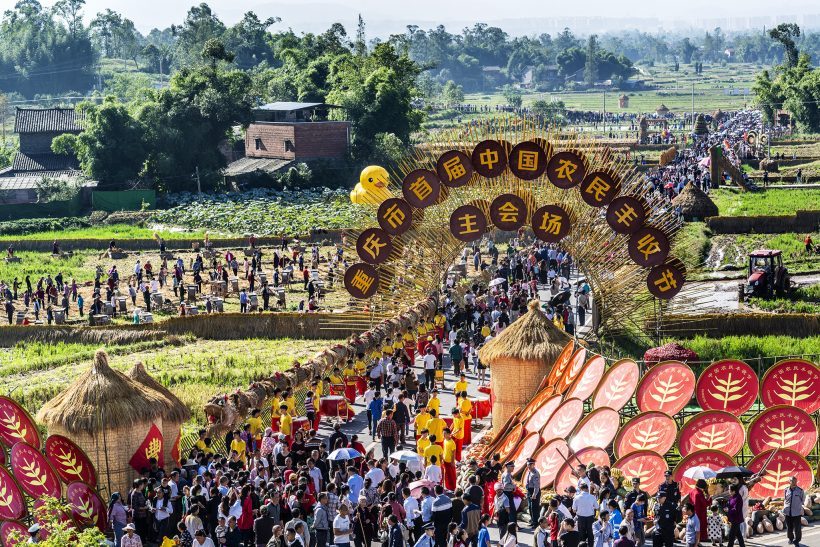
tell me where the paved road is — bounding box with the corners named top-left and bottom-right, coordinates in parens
top-left (671, 273), bottom-right (820, 313)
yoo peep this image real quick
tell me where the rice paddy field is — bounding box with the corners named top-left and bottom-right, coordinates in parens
top-left (710, 188), bottom-right (820, 216)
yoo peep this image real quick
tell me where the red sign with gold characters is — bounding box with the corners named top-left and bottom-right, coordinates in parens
top-left (494, 423), bottom-right (523, 463)
top-left (568, 407), bottom-right (620, 452)
top-left (747, 449), bottom-right (814, 499)
top-left (377, 198), bottom-right (415, 236)
top-left (0, 465), bottom-right (26, 520)
top-left (760, 359), bottom-right (820, 414)
top-left (696, 360), bottom-right (759, 415)
top-left (554, 447), bottom-right (609, 493)
top-left (489, 194), bottom-right (529, 231)
top-left (673, 450), bottom-right (735, 494)
top-left (613, 411), bottom-right (678, 459)
top-left (356, 228), bottom-right (393, 265)
top-left (628, 227), bottom-right (670, 268)
top-left (546, 151), bottom-right (586, 189)
top-left (66, 481), bottom-right (107, 532)
top-left (509, 432), bottom-right (543, 475)
top-left (471, 140), bottom-right (508, 178)
top-left (449, 204), bottom-right (488, 242)
top-left (532, 438), bottom-right (569, 489)
top-left (344, 263), bottom-right (380, 300)
top-left (677, 410), bottom-right (745, 458)
top-left (509, 141), bottom-right (548, 180)
top-left (44, 434), bottom-right (97, 488)
top-left (646, 261), bottom-right (685, 299)
top-left (540, 398), bottom-right (584, 445)
top-left (635, 360), bottom-right (696, 415)
top-left (436, 150), bottom-right (474, 188)
top-left (522, 394), bottom-right (562, 436)
top-left (128, 423), bottom-right (164, 473)
top-left (0, 396), bottom-right (41, 449)
top-left (592, 359), bottom-right (640, 412)
top-left (613, 450), bottom-right (668, 495)
top-left (579, 171), bottom-right (620, 207)
top-left (10, 442), bottom-right (62, 499)
top-left (0, 521), bottom-right (29, 545)
top-left (565, 354), bottom-right (606, 402)
top-left (532, 204), bottom-right (571, 243)
top-left (606, 196), bottom-right (647, 234)
top-left (401, 169), bottom-right (441, 208)
top-left (747, 405), bottom-right (817, 457)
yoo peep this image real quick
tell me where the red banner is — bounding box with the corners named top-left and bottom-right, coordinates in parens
top-left (613, 451), bottom-right (668, 495)
top-left (509, 432), bottom-right (543, 475)
top-left (0, 521), bottom-right (28, 545)
top-left (45, 435), bottom-right (97, 488)
top-left (677, 410), bottom-right (745, 458)
top-left (10, 442), bottom-right (62, 499)
top-left (556, 350), bottom-right (594, 394)
top-left (540, 398), bottom-right (583, 444)
top-left (613, 411), bottom-right (677, 459)
top-left (747, 449), bottom-right (814, 499)
top-left (635, 361), bottom-right (696, 415)
top-left (171, 431), bottom-right (182, 467)
top-left (673, 450), bottom-right (735, 494)
top-left (0, 396), bottom-right (41, 449)
top-left (66, 481), bottom-right (107, 532)
top-left (696, 360), bottom-right (758, 415)
top-left (568, 407), bottom-right (620, 452)
top-left (494, 423), bottom-right (524, 464)
top-left (592, 359), bottom-right (640, 412)
top-left (522, 394), bottom-right (562, 435)
top-left (565, 355), bottom-right (606, 402)
top-left (760, 359), bottom-right (820, 414)
top-left (553, 447), bottom-right (609, 493)
top-left (0, 465), bottom-right (26, 520)
top-left (532, 439), bottom-right (570, 489)
top-left (128, 423), bottom-right (164, 473)
top-left (747, 405), bottom-right (817, 457)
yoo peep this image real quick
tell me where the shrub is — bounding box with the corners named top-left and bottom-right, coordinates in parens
top-left (0, 216), bottom-right (90, 236)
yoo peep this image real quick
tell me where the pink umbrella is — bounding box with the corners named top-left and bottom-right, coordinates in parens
top-left (409, 479), bottom-right (436, 497)
top-left (698, 156), bottom-right (711, 168)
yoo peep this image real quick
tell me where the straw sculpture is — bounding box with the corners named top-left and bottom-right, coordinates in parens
top-left (479, 300), bottom-right (571, 431)
top-left (37, 349), bottom-right (167, 495)
top-left (671, 183), bottom-right (719, 221)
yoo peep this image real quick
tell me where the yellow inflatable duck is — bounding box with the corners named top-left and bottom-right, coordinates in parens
top-left (350, 165), bottom-right (392, 205)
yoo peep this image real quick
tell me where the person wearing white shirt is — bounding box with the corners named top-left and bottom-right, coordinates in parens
top-left (422, 350), bottom-right (437, 389)
top-left (365, 465), bottom-right (385, 487)
top-left (424, 460), bottom-right (442, 485)
top-left (364, 386), bottom-right (376, 435)
top-left (333, 505), bottom-right (352, 547)
top-left (403, 489), bottom-right (420, 529)
top-left (572, 484), bottom-right (597, 545)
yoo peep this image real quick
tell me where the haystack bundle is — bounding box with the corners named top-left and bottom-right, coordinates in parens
top-left (37, 349), bottom-right (167, 495)
top-left (671, 183), bottom-right (719, 220)
top-left (479, 300), bottom-right (571, 431)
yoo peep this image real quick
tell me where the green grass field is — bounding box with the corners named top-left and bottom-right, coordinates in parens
top-left (0, 224), bottom-right (206, 242)
top-left (710, 188), bottom-right (820, 216)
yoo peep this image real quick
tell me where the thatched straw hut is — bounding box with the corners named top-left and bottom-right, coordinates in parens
top-left (479, 300), bottom-right (572, 431)
top-left (37, 349), bottom-right (167, 495)
top-left (127, 362), bottom-right (191, 468)
top-left (672, 183), bottom-right (719, 221)
top-left (656, 104), bottom-right (670, 115)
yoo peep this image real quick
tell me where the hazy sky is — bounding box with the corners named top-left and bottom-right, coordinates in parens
top-left (29, 0), bottom-right (820, 35)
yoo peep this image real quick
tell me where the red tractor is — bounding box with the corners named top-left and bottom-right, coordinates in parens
top-left (744, 249), bottom-right (792, 298)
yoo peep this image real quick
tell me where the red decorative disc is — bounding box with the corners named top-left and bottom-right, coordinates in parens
top-left (0, 396), bottom-right (41, 449)
top-left (532, 438), bottom-right (570, 489)
top-left (592, 359), bottom-right (640, 411)
top-left (356, 228), bottom-right (393, 265)
top-left (748, 405), bottom-right (817, 457)
top-left (613, 411), bottom-right (677, 459)
top-left (0, 466), bottom-right (26, 520)
top-left (495, 423), bottom-right (524, 464)
top-left (436, 150), bottom-right (474, 188)
top-left (401, 169), bottom-right (441, 208)
top-left (613, 451), bottom-right (668, 495)
top-left (66, 481), bottom-right (107, 532)
top-left (747, 449), bottom-right (814, 499)
top-left (543, 342), bottom-right (577, 392)
top-left (45, 435), bottom-right (98, 487)
top-left (523, 394), bottom-right (563, 435)
top-left (555, 349), bottom-right (590, 394)
top-left (0, 521), bottom-right (29, 546)
top-left (673, 450), bottom-right (735, 494)
top-left (10, 442), bottom-right (62, 499)
top-left (760, 359), bottom-right (820, 414)
top-left (541, 398), bottom-right (584, 444)
top-left (636, 360), bottom-right (696, 415)
top-left (32, 498), bottom-right (74, 540)
top-left (568, 407), bottom-right (620, 452)
top-left (628, 227), bottom-right (670, 268)
top-left (510, 432), bottom-right (544, 475)
top-left (677, 410), bottom-right (745, 458)
top-left (554, 447), bottom-right (610, 493)
top-left (696, 360), bottom-right (759, 415)
top-left (565, 355), bottom-right (606, 402)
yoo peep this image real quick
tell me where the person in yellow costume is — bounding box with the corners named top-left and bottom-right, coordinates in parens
top-left (433, 312), bottom-right (446, 340)
top-left (194, 429), bottom-right (214, 455)
top-left (248, 409), bottom-right (263, 450)
top-left (403, 330), bottom-right (416, 363)
top-left (416, 429), bottom-right (431, 457)
top-left (441, 429), bottom-right (457, 490)
top-left (427, 389), bottom-right (441, 416)
top-left (382, 337), bottom-right (394, 357)
top-left (416, 322), bottom-right (428, 357)
top-left (458, 392), bottom-right (474, 445)
top-left (450, 407), bottom-right (465, 461)
top-left (423, 435), bottom-right (443, 465)
top-left (370, 348), bottom-right (381, 361)
top-left (314, 376), bottom-right (324, 397)
top-left (350, 166), bottom-right (392, 205)
top-left (343, 360), bottom-right (356, 378)
top-left (425, 319), bottom-right (435, 338)
top-left (481, 324), bottom-right (491, 339)
top-left (279, 405), bottom-right (293, 437)
top-left (230, 430), bottom-right (247, 463)
top-left (328, 367), bottom-right (343, 385)
top-left (354, 356), bottom-right (367, 375)
top-left (414, 408), bottom-right (431, 438)
top-left (454, 373), bottom-right (468, 395)
top-left (425, 409), bottom-right (445, 443)
top-left (392, 335), bottom-right (403, 353)
top-left (270, 390), bottom-right (283, 431)
top-left (284, 390), bottom-right (297, 416)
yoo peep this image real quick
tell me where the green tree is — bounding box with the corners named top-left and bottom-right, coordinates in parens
top-left (89, 9), bottom-right (140, 63)
top-left (678, 37), bottom-right (697, 64)
top-left (501, 84), bottom-right (522, 108)
top-left (173, 2), bottom-right (226, 67)
top-left (201, 38), bottom-right (235, 69)
top-left (769, 23), bottom-right (801, 68)
top-left (531, 99), bottom-right (566, 126)
top-left (222, 11), bottom-right (279, 69)
top-left (440, 80), bottom-right (464, 105)
top-left (584, 34), bottom-right (599, 85)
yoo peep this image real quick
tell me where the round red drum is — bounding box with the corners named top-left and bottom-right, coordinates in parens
top-left (556, 348), bottom-right (590, 394)
top-left (509, 432), bottom-right (543, 475)
top-left (45, 434), bottom-right (97, 487)
top-left (673, 450), bottom-right (735, 493)
top-left (10, 442), bottom-right (62, 499)
top-left (565, 355), bottom-right (606, 402)
top-left (747, 449), bottom-right (814, 499)
top-left (613, 451), bottom-right (668, 495)
top-left (760, 359), bottom-right (820, 414)
top-left (319, 397), bottom-right (346, 418)
top-left (613, 411), bottom-right (677, 459)
top-left (474, 395), bottom-right (491, 419)
top-left (292, 417), bottom-right (311, 430)
top-left (592, 359), bottom-right (639, 411)
top-left (495, 423), bottom-right (524, 464)
top-left (696, 359), bottom-right (758, 415)
top-left (635, 361), bottom-right (696, 415)
top-left (523, 394), bottom-right (562, 434)
top-left (343, 381), bottom-right (357, 404)
top-left (568, 407), bottom-right (620, 452)
top-left (540, 398), bottom-right (584, 444)
top-left (328, 384), bottom-right (345, 397)
top-left (748, 405), bottom-right (817, 457)
top-left (677, 410), bottom-right (745, 458)
top-left (532, 439), bottom-right (570, 489)
top-left (554, 447), bottom-right (609, 493)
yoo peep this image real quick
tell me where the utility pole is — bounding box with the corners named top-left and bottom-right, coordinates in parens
top-left (195, 166), bottom-right (202, 194)
top-left (691, 83), bottom-right (695, 129)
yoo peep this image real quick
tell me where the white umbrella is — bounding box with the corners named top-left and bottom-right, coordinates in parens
top-left (489, 278), bottom-right (506, 287)
top-left (390, 450), bottom-right (423, 463)
top-left (328, 448), bottom-right (362, 461)
top-left (683, 466), bottom-right (717, 480)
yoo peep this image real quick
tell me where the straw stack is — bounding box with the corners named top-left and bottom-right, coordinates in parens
top-left (127, 362), bottom-right (191, 468)
top-left (37, 349), bottom-right (167, 495)
top-left (671, 183), bottom-right (719, 221)
top-left (479, 300), bottom-right (571, 431)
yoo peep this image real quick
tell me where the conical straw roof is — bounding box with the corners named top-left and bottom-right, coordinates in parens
top-left (37, 349), bottom-right (167, 435)
top-left (672, 183), bottom-right (718, 219)
top-left (127, 362), bottom-right (191, 423)
top-left (479, 300), bottom-right (572, 364)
